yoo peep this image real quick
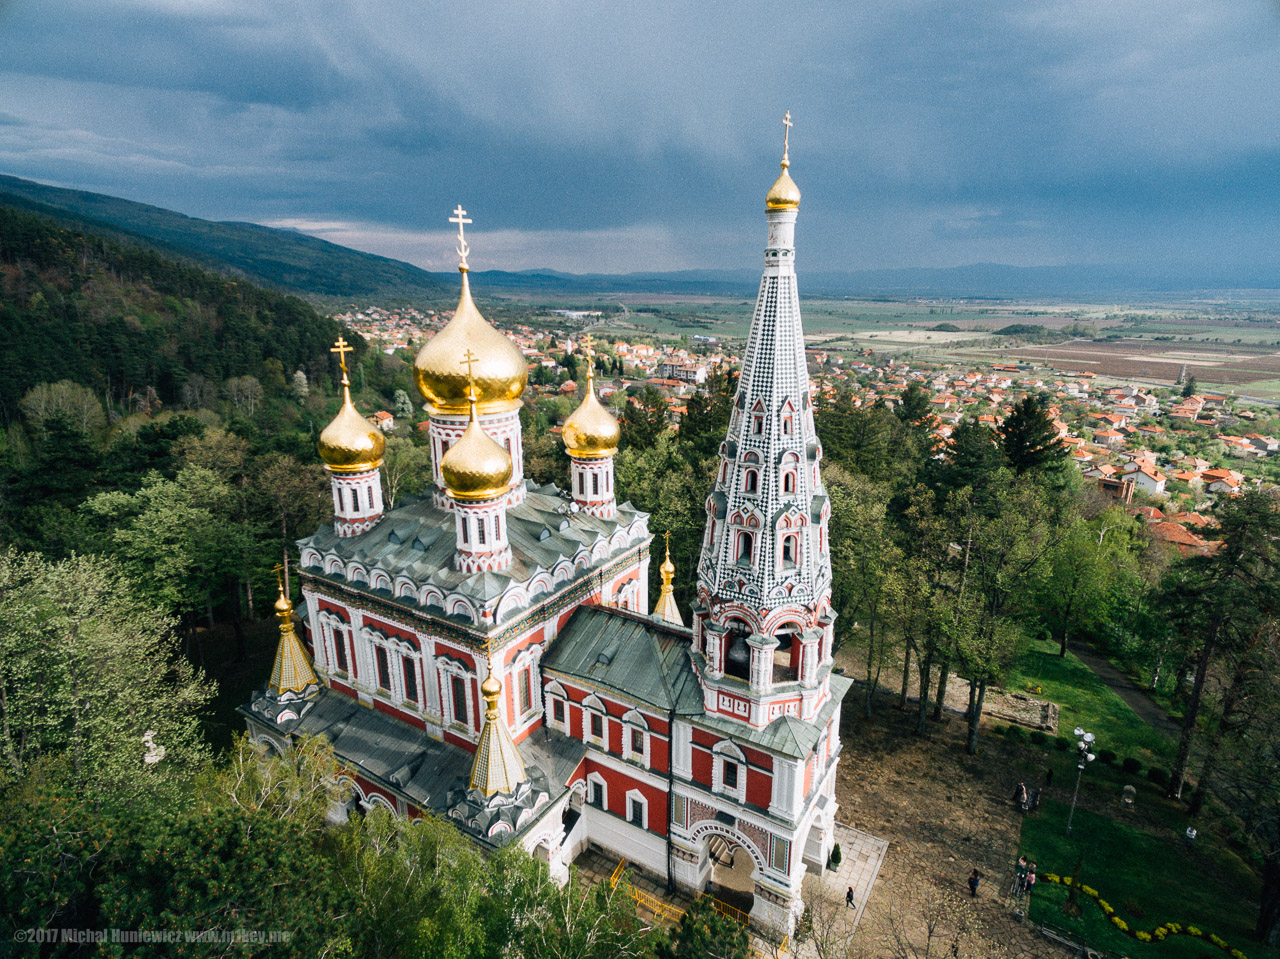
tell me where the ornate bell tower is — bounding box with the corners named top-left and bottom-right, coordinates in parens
top-left (692, 112), bottom-right (835, 729)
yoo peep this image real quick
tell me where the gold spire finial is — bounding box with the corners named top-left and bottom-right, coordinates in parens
top-left (469, 637), bottom-right (526, 797)
top-left (268, 565), bottom-right (319, 701)
top-left (583, 332), bottom-right (595, 386)
top-left (450, 204), bottom-right (472, 272)
top-left (782, 110), bottom-right (793, 168)
top-left (655, 530), bottom-right (683, 626)
top-left (331, 336), bottom-right (354, 384)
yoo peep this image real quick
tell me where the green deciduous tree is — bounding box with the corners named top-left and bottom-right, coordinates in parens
top-left (658, 895), bottom-right (749, 959)
top-left (0, 550), bottom-right (212, 809)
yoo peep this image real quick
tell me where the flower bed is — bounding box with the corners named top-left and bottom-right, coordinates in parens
top-left (1039, 873), bottom-right (1248, 958)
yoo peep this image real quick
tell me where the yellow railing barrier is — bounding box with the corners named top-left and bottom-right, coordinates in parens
top-left (606, 858), bottom-right (788, 955)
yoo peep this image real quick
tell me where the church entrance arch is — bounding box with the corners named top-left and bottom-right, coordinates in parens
top-left (689, 822), bottom-right (765, 919)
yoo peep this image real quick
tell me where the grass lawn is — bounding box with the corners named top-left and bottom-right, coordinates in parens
top-left (1022, 799), bottom-right (1272, 959)
top-left (1004, 639), bottom-right (1173, 768)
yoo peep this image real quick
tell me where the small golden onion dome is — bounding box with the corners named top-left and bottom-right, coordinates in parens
top-left (563, 370), bottom-right (620, 459)
top-left (481, 671), bottom-right (501, 699)
top-left (318, 382), bottom-right (385, 472)
top-left (766, 160), bottom-right (801, 210)
top-left (414, 271), bottom-right (528, 415)
top-left (440, 389), bottom-right (513, 501)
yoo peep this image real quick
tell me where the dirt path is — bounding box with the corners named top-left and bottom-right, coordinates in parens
top-left (1070, 643), bottom-right (1181, 739)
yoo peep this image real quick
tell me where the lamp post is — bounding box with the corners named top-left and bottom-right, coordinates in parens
top-left (1065, 726), bottom-right (1096, 837)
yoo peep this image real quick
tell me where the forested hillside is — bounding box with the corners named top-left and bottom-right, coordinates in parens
top-left (0, 204), bottom-right (356, 420)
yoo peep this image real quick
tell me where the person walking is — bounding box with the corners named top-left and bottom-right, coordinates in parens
top-left (1026, 863), bottom-right (1037, 898)
top-left (968, 869), bottom-right (981, 898)
top-left (846, 886), bottom-right (854, 909)
top-left (1015, 855), bottom-right (1029, 894)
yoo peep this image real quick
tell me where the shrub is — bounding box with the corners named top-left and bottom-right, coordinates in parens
top-left (1136, 931), bottom-right (1152, 942)
top-left (1147, 767), bottom-right (1168, 786)
top-left (1098, 749), bottom-right (1117, 765)
top-left (1111, 917), bottom-right (1129, 932)
top-left (1005, 725), bottom-right (1026, 743)
top-left (829, 843), bottom-right (842, 868)
top-left (1187, 926), bottom-right (1202, 937)
top-left (1030, 731), bottom-right (1048, 746)
top-left (991, 724), bottom-right (1006, 736)
top-left (1054, 736), bottom-right (1071, 751)
top-left (1122, 757), bottom-right (1143, 775)
top-left (1099, 900), bottom-right (1114, 914)
top-left (1080, 885), bottom-right (1097, 898)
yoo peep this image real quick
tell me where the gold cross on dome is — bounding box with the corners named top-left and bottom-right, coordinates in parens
top-left (330, 336), bottom-right (353, 376)
top-left (664, 530), bottom-right (671, 552)
top-left (450, 204), bottom-right (472, 268)
top-left (583, 332), bottom-right (594, 359)
top-left (272, 563), bottom-right (285, 592)
top-left (782, 110), bottom-right (793, 162)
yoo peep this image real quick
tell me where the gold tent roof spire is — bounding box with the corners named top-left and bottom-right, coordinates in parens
top-left (318, 336), bottom-right (386, 473)
top-left (268, 565), bottom-right (320, 702)
top-left (654, 530), bottom-right (684, 627)
top-left (562, 332), bottom-right (621, 459)
top-left (766, 110), bottom-right (802, 210)
top-left (469, 642), bottom-right (527, 798)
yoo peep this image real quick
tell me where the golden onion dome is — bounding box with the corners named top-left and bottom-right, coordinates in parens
top-left (414, 270), bottom-right (528, 415)
top-left (563, 370), bottom-right (620, 459)
top-left (766, 159), bottom-right (801, 210)
top-left (440, 388), bottom-right (513, 501)
top-left (481, 671), bottom-right (501, 699)
top-left (318, 381), bottom-right (385, 472)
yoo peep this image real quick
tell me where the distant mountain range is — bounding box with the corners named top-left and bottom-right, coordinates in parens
top-left (0, 174), bottom-right (447, 301)
top-left (2, 174), bottom-right (1277, 301)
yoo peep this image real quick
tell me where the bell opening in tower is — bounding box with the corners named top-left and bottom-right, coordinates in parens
top-left (773, 628), bottom-right (800, 685)
top-left (724, 618), bottom-right (752, 682)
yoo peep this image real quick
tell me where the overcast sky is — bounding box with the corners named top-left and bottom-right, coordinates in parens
top-left (1, 0), bottom-right (1278, 274)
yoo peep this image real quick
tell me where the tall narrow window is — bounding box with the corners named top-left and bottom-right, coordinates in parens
top-left (628, 796), bottom-right (644, 826)
top-left (494, 515), bottom-right (501, 540)
top-left (736, 532), bottom-right (753, 565)
top-left (578, 473), bottom-right (585, 494)
top-left (402, 657), bottom-right (419, 703)
top-left (461, 518), bottom-right (469, 543)
top-left (451, 675), bottom-right (468, 725)
top-left (745, 470), bottom-right (758, 493)
top-left (519, 669), bottom-right (532, 713)
top-left (375, 646), bottom-right (390, 691)
top-left (351, 487), bottom-right (360, 511)
top-left (783, 537), bottom-right (795, 565)
top-left (477, 519), bottom-right (486, 545)
top-left (753, 416), bottom-right (763, 434)
top-left (553, 698), bottom-right (565, 723)
top-left (783, 472), bottom-right (795, 493)
top-left (783, 417), bottom-right (793, 435)
top-left (630, 727), bottom-right (644, 754)
top-left (592, 473), bottom-right (599, 495)
top-left (591, 712), bottom-right (604, 739)
top-left (333, 626), bottom-right (349, 673)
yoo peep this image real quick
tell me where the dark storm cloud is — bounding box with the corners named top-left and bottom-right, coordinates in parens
top-left (0, 0), bottom-right (1277, 271)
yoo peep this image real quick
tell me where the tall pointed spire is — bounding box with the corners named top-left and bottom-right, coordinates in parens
top-left (693, 116), bottom-right (834, 727)
top-left (655, 531), bottom-right (684, 626)
top-left (469, 659), bottom-right (526, 797)
top-left (268, 567), bottom-right (320, 702)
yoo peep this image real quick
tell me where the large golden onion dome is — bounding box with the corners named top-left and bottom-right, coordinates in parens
top-left (414, 270), bottom-right (528, 415)
top-left (318, 343), bottom-right (385, 472)
top-left (441, 387), bottom-right (513, 501)
top-left (562, 366), bottom-right (620, 459)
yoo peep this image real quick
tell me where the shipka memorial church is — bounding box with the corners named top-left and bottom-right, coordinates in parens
top-left (241, 119), bottom-right (850, 936)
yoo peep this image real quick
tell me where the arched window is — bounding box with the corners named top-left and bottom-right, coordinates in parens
top-left (782, 536), bottom-right (796, 566)
top-left (744, 470), bottom-right (758, 494)
top-left (351, 487), bottom-right (360, 511)
top-left (736, 531), bottom-right (754, 565)
top-left (783, 472), bottom-right (795, 494)
top-left (783, 417), bottom-right (793, 435)
top-left (753, 416), bottom-right (763, 435)
top-left (477, 518), bottom-right (487, 545)
top-left (592, 473), bottom-right (599, 495)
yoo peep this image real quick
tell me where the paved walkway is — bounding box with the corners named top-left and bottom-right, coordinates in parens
top-left (819, 823), bottom-right (890, 933)
top-left (1071, 643), bottom-right (1181, 738)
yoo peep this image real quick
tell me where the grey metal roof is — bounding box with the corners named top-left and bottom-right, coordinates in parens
top-left (299, 482), bottom-right (648, 620)
top-left (544, 606), bottom-right (701, 713)
top-left (695, 672), bottom-right (853, 760)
